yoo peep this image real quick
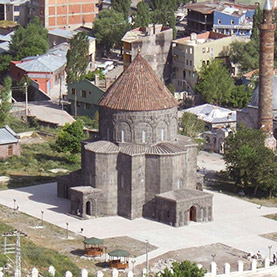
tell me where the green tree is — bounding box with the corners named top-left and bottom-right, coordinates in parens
top-left (251, 6), bottom-right (262, 41)
top-left (9, 17), bottom-right (48, 60)
top-left (229, 84), bottom-right (252, 108)
top-left (111, 0), bottom-right (130, 20)
top-left (224, 126), bottom-right (277, 197)
top-left (93, 9), bottom-right (129, 52)
top-left (0, 77), bottom-right (12, 126)
top-left (180, 112), bottom-right (205, 139)
top-left (134, 1), bottom-right (151, 28)
top-left (66, 32), bottom-right (89, 84)
top-left (195, 59), bottom-right (234, 105)
top-left (229, 40), bottom-right (259, 74)
top-left (0, 54), bottom-right (12, 75)
top-left (53, 120), bottom-right (86, 154)
top-left (157, 260), bottom-right (206, 277)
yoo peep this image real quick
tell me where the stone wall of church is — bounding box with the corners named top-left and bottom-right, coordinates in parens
top-left (99, 107), bottom-right (178, 145)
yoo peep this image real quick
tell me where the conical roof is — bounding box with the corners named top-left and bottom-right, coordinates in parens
top-left (99, 54), bottom-right (178, 111)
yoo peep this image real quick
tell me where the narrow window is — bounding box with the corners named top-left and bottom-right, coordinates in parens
top-left (161, 129), bottom-right (164, 141)
top-left (121, 130), bottom-right (125, 142)
top-left (8, 145), bottom-right (13, 156)
top-left (142, 130), bottom-right (146, 143)
top-left (72, 88), bottom-right (76, 95)
top-left (82, 90), bottom-right (86, 98)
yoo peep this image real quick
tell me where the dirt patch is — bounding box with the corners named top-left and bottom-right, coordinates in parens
top-left (137, 243), bottom-right (252, 275)
top-left (0, 205), bottom-right (155, 276)
top-left (261, 232), bottom-right (277, 242)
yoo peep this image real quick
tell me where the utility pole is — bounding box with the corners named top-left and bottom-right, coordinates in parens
top-left (1, 230), bottom-right (26, 277)
top-left (74, 90), bottom-right (77, 117)
top-left (24, 82), bottom-right (28, 117)
top-left (145, 240), bottom-right (149, 275)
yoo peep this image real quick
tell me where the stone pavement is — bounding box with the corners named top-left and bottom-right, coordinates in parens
top-left (197, 150), bottom-right (226, 172)
top-left (0, 182), bottom-right (276, 267)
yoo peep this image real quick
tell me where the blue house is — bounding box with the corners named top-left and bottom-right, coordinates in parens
top-left (213, 7), bottom-right (255, 37)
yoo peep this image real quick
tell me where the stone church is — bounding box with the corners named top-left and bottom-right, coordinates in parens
top-left (57, 54), bottom-right (213, 227)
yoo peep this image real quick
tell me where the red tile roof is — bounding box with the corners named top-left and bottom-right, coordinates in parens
top-left (99, 54), bottom-right (178, 111)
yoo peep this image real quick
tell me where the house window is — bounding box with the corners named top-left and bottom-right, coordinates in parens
top-left (186, 59), bottom-right (188, 65)
top-left (218, 19), bottom-right (221, 24)
top-left (14, 16), bottom-right (19, 22)
top-left (231, 19), bottom-right (235, 25)
top-left (121, 130), bottom-right (125, 142)
top-left (82, 90), bottom-right (86, 98)
top-left (183, 71), bottom-right (186, 78)
top-left (190, 60), bottom-right (192, 66)
top-left (202, 48), bottom-right (205, 53)
top-left (85, 103), bottom-right (91, 109)
top-left (177, 179), bottom-right (181, 189)
top-left (77, 101), bottom-right (81, 107)
top-left (207, 60), bottom-right (210, 65)
top-left (189, 48), bottom-right (192, 54)
top-left (72, 88), bottom-right (76, 95)
top-left (167, 210), bottom-right (170, 218)
top-left (142, 130), bottom-right (146, 143)
top-left (8, 145), bottom-right (13, 156)
top-left (207, 47), bottom-right (210, 53)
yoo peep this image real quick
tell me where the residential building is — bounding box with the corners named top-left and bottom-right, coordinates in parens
top-left (213, 7), bottom-right (255, 37)
top-left (57, 54), bottom-right (213, 227)
top-left (10, 43), bottom-right (69, 100)
top-left (97, 0), bottom-right (111, 11)
top-left (67, 79), bottom-right (104, 118)
top-left (185, 1), bottom-right (256, 36)
top-left (0, 0), bottom-right (29, 26)
top-left (172, 31), bottom-right (248, 92)
top-left (0, 125), bottom-right (20, 160)
top-left (48, 28), bottom-right (96, 69)
top-left (0, 30), bottom-right (13, 54)
top-left (122, 24), bottom-right (173, 81)
top-left (29, 0), bottom-right (98, 30)
top-left (181, 104), bottom-right (236, 130)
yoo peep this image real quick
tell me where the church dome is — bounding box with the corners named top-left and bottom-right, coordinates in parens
top-left (98, 54), bottom-right (178, 111)
top-left (249, 75), bottom-right (277, 110)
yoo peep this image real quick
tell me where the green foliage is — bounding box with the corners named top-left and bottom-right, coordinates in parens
top-left (111, 0), bottom-right (130, 20)
top-left (0, 77), bottom-right (12, 126)
top-left (195, 59), bottom-right (234, 105)
top-left (66, 32), bottom-right (89, 84)
top-left (53, 120), bottom-right (86, 154)
top-left (93, 9), bottom-right (130, 52)
top-left (224, 126), bottom-right (277, 197)
top-left (84, 69), bottom-right (105, 81)
top-left (0, 54), bottom-right (12, 75)
top-left (251, 6), bottom-right (262, 41)
top-left (180, 112), bottom-right (205, 139)
top-left (229, 40), bottom-right (259, 74)
top-left (10, 17), bottom-right (48, 60)
top-left (134, 1), bottom-right (151, 28)
top-left (157, 260), bottom-right (206, 277)
top-left (167, 83), bottom-right (175, 95)
top-left (229, 84), bottom-right (253, 108)
top-left (76, 113), bottom-right (99, 129)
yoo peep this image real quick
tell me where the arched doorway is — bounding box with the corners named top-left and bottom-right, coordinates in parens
top-left (189, 206), bottom-right (196, 222)
top-left (86, 201), bottom-right (91, 215)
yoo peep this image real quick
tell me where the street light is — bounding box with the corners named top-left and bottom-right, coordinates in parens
top-left (268, 246), bottom-right (272, 260)
top-left (131, 259), bottom-right (136, 274)
top-left (41, 211), bottom-right (44, 227)
top-left (66, 222), bottom-right (69, 239)
top-left (13, 199), bottom-right (16, 211)
top-left (146, 240), bottom-right (149, 274)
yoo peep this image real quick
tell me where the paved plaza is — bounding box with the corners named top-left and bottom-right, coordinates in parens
top-left (0, 182), bottom-right (277, 266)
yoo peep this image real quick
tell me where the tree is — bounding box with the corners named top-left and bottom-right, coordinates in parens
top-left (229, 40), bottom-right (259, 74)
top-left (93, 9), bottom-right (129, 52)
top-left (111, 0), bottom-right (130, 20)
top-left (9, 17), bottom-right (48, 60)
top-left (223, 126), bottom-right (277, 197)
top-left (251, 6), bottom-right (262, 41)
top-left (53, 120), bottom-right (86, 154)
top-left (157, 260), bottom-right (206, 277)
top-left (66, 32), bottom-right (89, 84)
top-left (180, 112), bottom-right (205, 139)
top-left (195, 59), bottom-right (234, 105)
top-left (229, 85), bottom-right (252, 108)
top-left (134, 1), bottom-right (151, 28)
top-left (0, 54), bottom-right (12, 75)
top-left (0, 77), bottom-right (12, 126)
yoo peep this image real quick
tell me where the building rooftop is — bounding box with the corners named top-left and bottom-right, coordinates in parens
top-left (122, 24), bottom-right (170, 43)
top-left (99, 54), bottom-right (177, 111)
top-left (48, 28), bottom-right (96, 42)
top-left (183, 104), bottom-right (236, 124)
top-left (0, 125), bottom-right (18, 145)
top-left (185, 1), bottom-right (256, 14)
top-left (173, 31), bottom-right (228, 46)
top-left (0, 0), bottom-right (28, 4)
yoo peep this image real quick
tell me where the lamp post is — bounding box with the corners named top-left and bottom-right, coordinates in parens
top-left (146, 240), bottom-right (149, 274)
top-left (13, 199), bottom-right (16, 211)
top-left (66, 222), bottom-right (69, 239)
top-left (41, 211), bottom-right (44, 227)
top-left (131, 259), bottom-right (136, 274)
top-left (268, 246), bottom-right (272, 260)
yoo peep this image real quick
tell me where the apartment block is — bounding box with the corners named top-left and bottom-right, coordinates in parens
top-left (29, 0), bottom-right (98, 30)
top-left (172, 32), bottom-right (247, 92)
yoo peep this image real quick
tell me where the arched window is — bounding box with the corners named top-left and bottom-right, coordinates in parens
top-left (161, 129), bottom-right (164, 141)
top-left (177, 179), bottom-right (182, 190)
top-left (121, 130), bottom-right (125, 142)
top-left (142, 130), bottom-right (146, 143)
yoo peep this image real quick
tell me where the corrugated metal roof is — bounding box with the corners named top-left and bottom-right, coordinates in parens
top-left (99, 54), bottom-right (178, 111)
top-left (0, 125), bottom-right (18, 145)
